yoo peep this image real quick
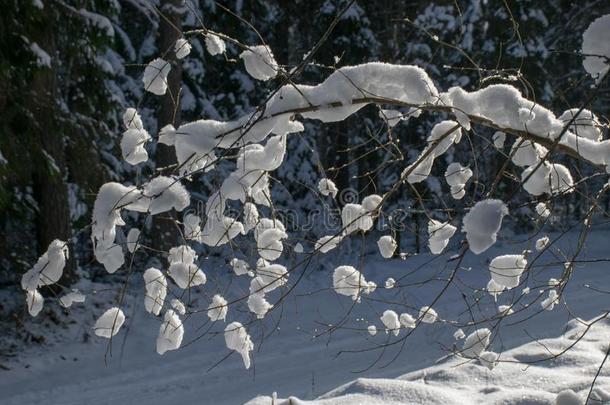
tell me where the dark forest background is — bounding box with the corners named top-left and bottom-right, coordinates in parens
top-left (1, 0), bottom-right (609, 289)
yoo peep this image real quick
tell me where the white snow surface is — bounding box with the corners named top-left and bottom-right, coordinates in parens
top-left (248, 315), bottom-right (610, 405)
top-left (3, 230), bottom-right (610, 405)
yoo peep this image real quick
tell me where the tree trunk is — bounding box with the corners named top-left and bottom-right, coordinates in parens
top-left (153, 0), bottom-right (183, 250)
top-left (29, 12), bottom-right (74, 282)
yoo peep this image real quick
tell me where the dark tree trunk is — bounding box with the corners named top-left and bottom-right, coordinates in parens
top-left (153, 0), bottom-right (183, 250)
top-left (29, 13), bottom-right (74, 282)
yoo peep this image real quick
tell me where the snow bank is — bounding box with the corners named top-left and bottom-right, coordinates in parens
top-left (247, 317), bottom-right (610, 405)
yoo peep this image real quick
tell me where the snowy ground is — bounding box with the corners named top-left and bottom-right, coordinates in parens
top-left (1, 228), bottom-right (610, 405)
top-left (248, 316), bottom-right (610, 404)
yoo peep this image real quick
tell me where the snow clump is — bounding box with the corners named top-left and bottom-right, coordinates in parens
top-left (463, 199), bottom-right (508, 254)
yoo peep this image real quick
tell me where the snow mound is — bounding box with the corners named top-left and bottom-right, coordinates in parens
top-left (247, 316), bottom-right (610, 405)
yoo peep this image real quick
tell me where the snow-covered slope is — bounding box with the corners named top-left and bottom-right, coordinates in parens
top-left (247, 316), bottom-right (610, 404)
top-left (1, 229), bottom-right (609, 405)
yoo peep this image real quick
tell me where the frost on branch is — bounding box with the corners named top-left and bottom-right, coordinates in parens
top-left (341, 203), bottom-right (373, 235)
top-left (21, 239), bottom-right (68, 291)
top-left (205, 33), bottom-right (226, 56)
top-left (225, 322), bottom-right (254, 369)
top-left (399, 312), bottom-right (416, 329)
top-left (445, 162), bottom-right (472, 199)
top-left (168, 299), bottom-right (184, 316)
top-left (462, 328), bottom-right (491, 358)
top-left (256, 224), bottom-right (288, 261)
top-left (442, 83), bottom-right (610, 169)
top-left (559, 108), bottom-right (603, 141)
top-left (142, 58), bottom-right (171, 95)
top-left (250, 261), bottom-right (287, 295)
top-left (511, 139), bottom-right (547, 167)
top-left (143, 268), bottom-right (167, 316)
top-left (254, 219), bottom-right (288, 261)
top-left (380, 310), bottom-right (401, 336)
top-left (419, 306), bottom-right (438, 324)
top-left (126, 228), bottom-right (140, 253)
top-left (230, 258), bottom-right (253, 277)
top-left (522, 162), bottom-right (574, 196)
top-left (59, 290), bottom-right (85, 308)
top-left (240, 45), bottom-right (279, 81)
top-left (248, 293), bottom-right (273, 319)
top-left (479, 351), bottom-right (499, 370)
top-left (536, 202), bottom-right (551, 219)
top-left (207, 294), bottom-right (228, 322)
top-left (174, 38), bottom-right (191, 59)
top-left (242, 202), bottom-right (259, 234)
top-left (541, 290), bottom-right (559, 311)
top-left (463, 199), bottom-right (508, 254)
top-left (487, 279), bottom-right (505, 300)
top-left (582, 14), bottom-right (610, 82)
top-left (379, 109), bottom-right (404, 127)
top-left (26, 289), bottom-right (44, 317)
top-left (167, 245), bottom-right (206, 289)
top-left (489, 254), bottom-right (527, 289)
top-left (93, 307), bottom-right (125, 338)
top-left (492, 131), bottom-right (505, 148)
top-left (428, 220), bottom-right (456, 255)
top-left (121, 127), bottom-right (150, 165)
top-left (122, 108), bottom-right (143, 130)
top-left (333, 266), bottom-right (376, 302)
top-left (406, 120), bottom-right (462, 184)
top-left (157, 309), bottom-right (184, 355)
top-left (183, 213), bottom-right (201, 241)
top-left (535, 236), bottom-right (550, 251)
top-left (143, 176), bottom-right (190, 215)
top-left (318, 178), bottom-right (338, 198)
top-left (377, 235), bottom-right (397, 258)
top-left (315, 235), bottom-right (343, 253)
top-left (91, 178), bottom-right (190, 273)
top-left (453, 329), bottom-right (466, 340)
